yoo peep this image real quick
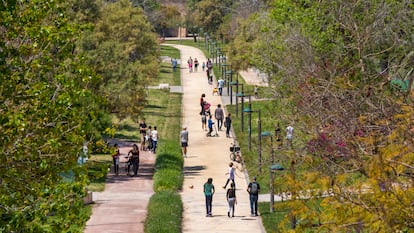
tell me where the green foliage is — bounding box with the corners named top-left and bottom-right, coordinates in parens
top-left (144, 191), bottom-right (182, 233)
top-left (0, 0), bottom-right (105, 231)
top-left (78, 0), bottom-right (160, 120)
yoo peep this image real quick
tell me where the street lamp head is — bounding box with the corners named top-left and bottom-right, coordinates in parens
top-left (261, 131), bottom-right (272, 137)
top-left (243, 108), bottom-right (253, 113)
top-left (271, 164), bottom-right (284, 171)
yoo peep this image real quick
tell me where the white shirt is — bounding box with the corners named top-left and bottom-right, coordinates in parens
top-left (286, 125), bottom-right (294, 140)
top-left (151, 130), bottom-right (158, 141)
top-left (218, 79), bottom-right (224, 88)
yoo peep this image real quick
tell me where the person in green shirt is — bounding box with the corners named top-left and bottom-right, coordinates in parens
top-left (203, 178), bottom-right (215, 217)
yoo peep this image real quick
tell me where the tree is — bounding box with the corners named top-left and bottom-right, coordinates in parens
top-left (228, 0), bottom-right (414, 231)
top-left (78, 0), bottom-right (160, 120)
top-left (0, 0), bottom-right (105, 231)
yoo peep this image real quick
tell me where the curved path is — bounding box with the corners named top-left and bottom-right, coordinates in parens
top-left (170, 44), bottom-right (265, 233)
top-left (84, 44), bottom-right (265, 233)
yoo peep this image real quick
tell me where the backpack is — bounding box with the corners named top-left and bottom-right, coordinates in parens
top-left (250, 182), bottom-right (258, 195)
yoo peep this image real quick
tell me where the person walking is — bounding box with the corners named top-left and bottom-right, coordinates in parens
top-left (180, 126), bottom-right (189, 157)
top-left (207, 115), bottom-right (214, 136)
top-left (127, 144), bottom-right (140, 176)
top-left (217, 77), bottom-right (224, 96)
top-left (224, 113), bottom-right (232, 138)
top-left (151, 126), bottom-right (159, 153)
top-left (203, 178), bottom-right (215, 217)
top-left (201, 112), bottom-right (207, 131)
top-left (139, 118), bottom-right (147, 151)
top-left (200, 93), bottom-right (206, 115)
top-left (187, 57), bottom-right (193, 72)
top-left (112, 144), bottom-right (120, 176)
top-left (202, 61), bottom-right (205, 71)
top-left (247, 177), bottom-right (260, 216)
top-left (171, 58), bottom-right (178, 72)
top-left (194, 58), bottom-right (199, 72)
top-left (223, 162), bottom-right (235, 189)
top-left (214, 104), bottom-right (224, 131)
top-left (226, 182), bottom-right (237, 218)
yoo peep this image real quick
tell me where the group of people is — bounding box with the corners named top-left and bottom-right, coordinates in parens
top-left (199, 93), bottom-right (233, 138)
top-left (139, 118), bottom-right (159, 154)
top-left (111, 118), bottom-right (160, 177)
top-left (203, 176), bottom-right (260, 218)
top-left (187, 57), bottom-right (201, 73)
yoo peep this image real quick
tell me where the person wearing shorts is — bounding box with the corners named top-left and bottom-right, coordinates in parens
top-left (139, 118), bottom-right (147, 150)
top-left (180, 127), bottom-right (189, 157)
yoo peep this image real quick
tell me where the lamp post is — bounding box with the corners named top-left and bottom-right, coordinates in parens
top-left (225, 70), bottom-right (233, 96)
top-left (232, 83), bottom-right (244, 117)
top-left (270, 163), bottom-right (284, 212)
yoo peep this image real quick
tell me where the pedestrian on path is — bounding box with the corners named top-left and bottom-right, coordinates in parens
top-left (151, 126), bottom-right (159, 153)
top-left (207, 115), bottom-right (215, 136)
top-left (226, 182), bottom-right (237, 218)
top-left (171, 58), bottom-right (178, 72)
top-left (180, 126), bottom-right (189, 157)
top-left (202, 61), bottom-right (205, 71)
top-left (112, 144), bottom-right (120, 176)
top-left (200, 93), bottom-right (206, 115)
top-left (247, 177), bottom-right (260, 216)
top-left (127, 144), bottom-right (140, 176)
top-left (225, 113), bottom-right (232, 138)
top-left (201, 112), bottom-right (207, 131)
top-left (187, 57), bottom-right (193, 72)
top-left (194, 58), bottom-right (199, 72)
top-left (214, 104), bottom-right (224, 131)
top-left (203, 178), bottom-right (215, 217)
top-left (223, 162), bottom-right (235, 189)
top-left (217, 77), bottom-right (224, 96)
top-left (139, 118), bottom-right (147, 151)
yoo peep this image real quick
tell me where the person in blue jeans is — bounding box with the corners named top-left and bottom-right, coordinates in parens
top-left (203, 178), bottom-right (215, 217)
top-left (151, 126), bottom-right (159, 153)
top-left (207, 115), bottom-right (214, 136)
top-left (247, 177), bottom-right (260, 216)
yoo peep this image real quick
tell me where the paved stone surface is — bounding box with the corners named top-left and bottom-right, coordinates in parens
top-left (167, 44), bottom-right (265, 233)
top-left (84, 142), bottom-right (155, 233)
top-left (84, 44), bottom-right (267, 233)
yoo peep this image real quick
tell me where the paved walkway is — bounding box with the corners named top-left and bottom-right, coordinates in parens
top-left (84, 141), bottom-right (155, 233)
top-left (84, 44), bottom-right (266, 233)
top-left (169, 44), bottom-right (265, 233)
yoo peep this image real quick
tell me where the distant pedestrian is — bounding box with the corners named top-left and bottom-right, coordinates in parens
top-left (171, 58), bottom-right (178, 72)
top-left (201, 112), bottom-right (207, 131)
top-left (146, 126), bottom-right (153, 151)
top-left (247, 177), bottom-right (260, 216)
top-left (226, 182), bottom-right (237, 218)
top-left (139, 118), bottom-right (147, 151)
top-left (225, 113), bottom-right (232, 138)
top-left (286, 124), bottom-right (294, 148)
top-left (127, 144), bottom-right (140, 176)
top-left (214, 104), bottom-right (224, 131)
top-left (112, 144), bottom-right (120, 176)
top-left (180, 126), bottom-right (189, 157)
top-left (223, 162), bottom-right (235, 189)
top-left (194, 58), bottom-right (199, 72)
top-left (187, 57), bottom-right (193, 72)
top-left (204, 178), bottom-right (215, 217)
top-left (151, 126), bottom-right (159, 153)
top-left (200, 93), bottom-right (206, 115)
top-left (202, 61), bottom-right (206, 71)
top-left (217, 78), bottom-right (224, 96)
top-left (207, 115), bottom-right (214, 136)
